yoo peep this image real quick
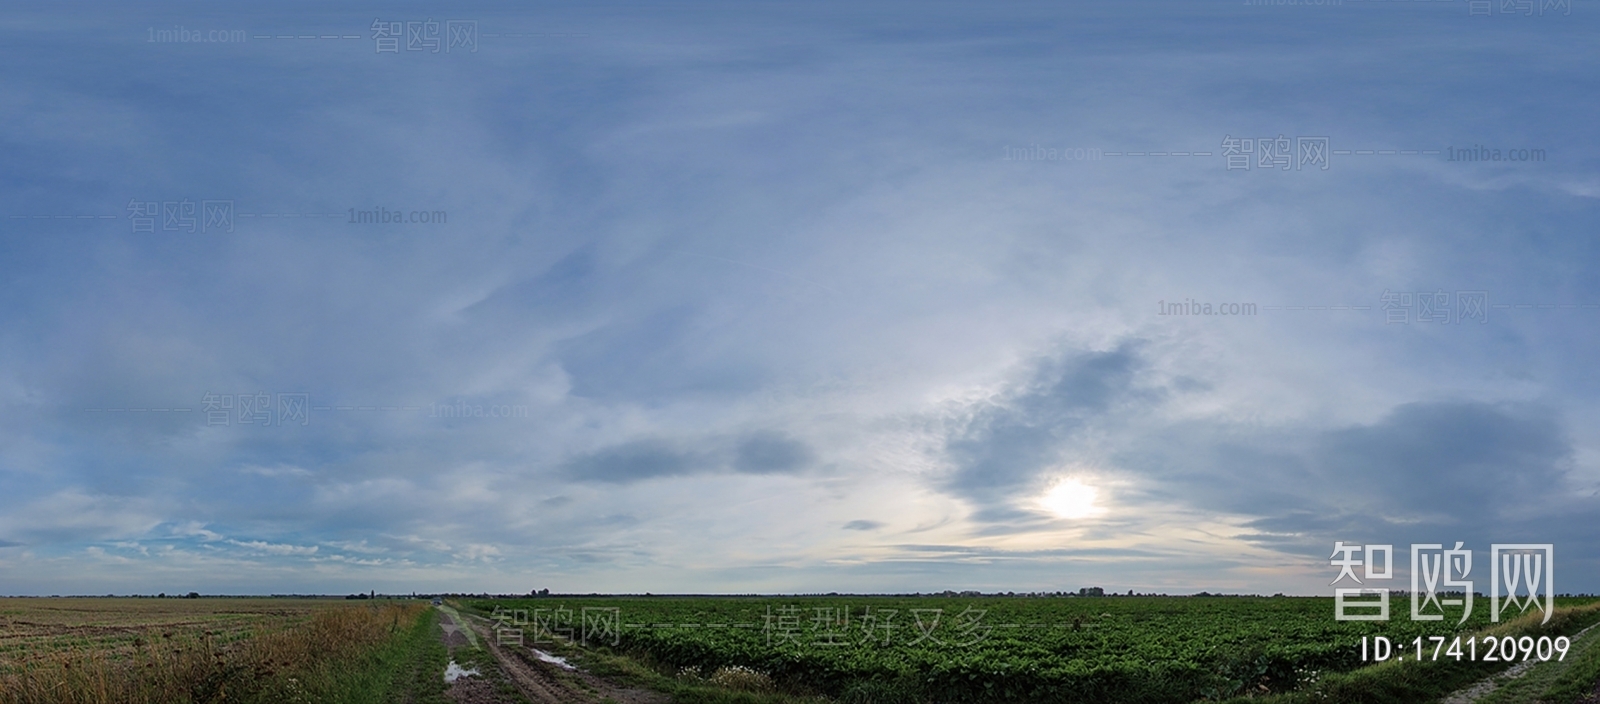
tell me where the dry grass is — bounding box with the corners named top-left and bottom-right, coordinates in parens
top-left (0, 599), bottom-right (427, 704)
top-left (678, 664), bottom-right (777, 692)
top-left (0, 598), bottom-right (342, 669)
top-left (707, 665), bottom-right (776, 692)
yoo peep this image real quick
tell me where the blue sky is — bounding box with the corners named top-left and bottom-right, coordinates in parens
top-left (1, 1), bottom-right (1597, 596)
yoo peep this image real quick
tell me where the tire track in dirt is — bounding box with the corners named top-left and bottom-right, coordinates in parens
top-left (437, 608), bottom-right (530, 704)
top-left (459, 612), bottom-right (667, 704)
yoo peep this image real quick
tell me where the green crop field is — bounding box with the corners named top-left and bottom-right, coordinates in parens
top-left (463, 595), bottom-right (1600, 704)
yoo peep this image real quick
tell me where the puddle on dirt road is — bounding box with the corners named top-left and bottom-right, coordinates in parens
top-left (531, 648), bottom-right (576, 670)
top-left (444, 660), bottom-right (481, 683)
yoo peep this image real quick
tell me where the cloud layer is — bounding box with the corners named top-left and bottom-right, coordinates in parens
top-left (0, 1), bottom-right (1596, 595)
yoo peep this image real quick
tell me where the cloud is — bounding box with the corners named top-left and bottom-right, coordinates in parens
top-left (225, 540), bottom-right (319, 556)
top-left (0, 491), bottom-right (165, 545)
top-left (1116, 400), bottom-right (1582, 560)
top-left (564, 430), bottom-right (816, 484)
top-left (238, 464), bottom-right (314, 479)
top-left (170, 522), bottom-right (224, 542)
top-left (1313, 402), bottom-right (1569, 519)
top-left (941, 341), bottom-right (1149, 520)
top-left (733, 431), bottom-right (815, 474)
top-left (320, 539), bottom-right (387, 555)
top-left (563, 439), bottom-right (701, 483)
top-left (314, 554), bottom-right (393, 567)
top-left (843, 520), bottom-right (885, 531)
top-left (460, 544), bottom-right (502, 562)
top-left (111, 541), bottom-right (149, 556)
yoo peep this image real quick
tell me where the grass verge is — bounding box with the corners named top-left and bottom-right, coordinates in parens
top-left (1217, 602), bottom-right (1600, 704)
top-left (576, 646), bottom-right (831, 704)
top-left (316, 604), bottom-right (451, 704)
top-left (1474, 619), bottom-right (1600, 704)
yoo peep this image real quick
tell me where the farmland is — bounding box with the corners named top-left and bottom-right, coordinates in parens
top-left (3, 595), bottom-right (1598, 703)
top-left (0, 598), bottom-right (345, 670)
top-left (461, 595), bottom-right (1600, 704)
top-left (0, 597), bottom-right (442, 704)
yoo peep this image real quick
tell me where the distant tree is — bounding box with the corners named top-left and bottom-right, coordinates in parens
top-left (185, 592), bottom-right (200, 599)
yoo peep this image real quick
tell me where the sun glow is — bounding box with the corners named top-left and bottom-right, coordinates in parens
top-left (1039, 478), bottom-right (1105, 519)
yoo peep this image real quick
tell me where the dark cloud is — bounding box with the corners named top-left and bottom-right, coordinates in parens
top-left (562, 439), bottom-right (699, 483)
top-left (1119, 400), bottom-right (1584, 564)
top-left (1312, 401), bottom-right (1569, 519)
top-left (886, 544), bottom-right (1166, 560)
top-left (843, 519), bottom-right (884, 531)
top-left (563, 429), bottom-right (815, 485)
top-left (943, 341), bottom-right (1148, 515)
top-left (734, 431), bottom-right (814, 474)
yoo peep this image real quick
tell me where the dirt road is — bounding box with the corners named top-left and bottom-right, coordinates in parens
top-left (439, 606), bottom-right (667, 704)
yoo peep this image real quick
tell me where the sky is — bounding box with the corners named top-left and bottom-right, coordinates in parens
top-left (1, 0), bottom-right (1597, 597)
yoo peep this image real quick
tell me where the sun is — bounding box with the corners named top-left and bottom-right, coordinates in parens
top-left (1038, 478), bottom-right (1105, 519)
